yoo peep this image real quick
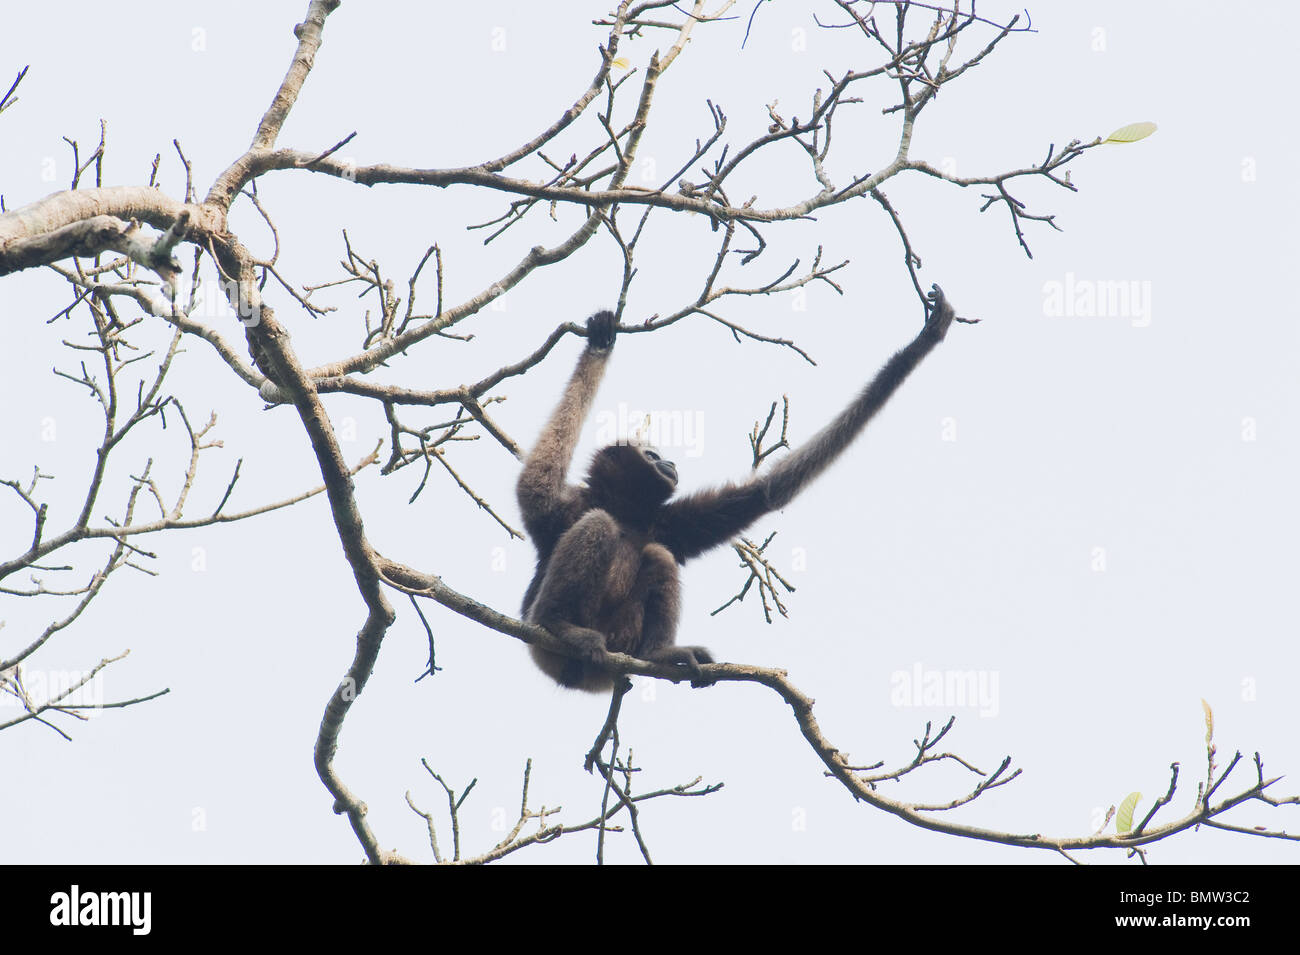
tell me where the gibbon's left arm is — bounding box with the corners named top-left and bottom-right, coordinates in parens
top-left (658, 285), bottom-right (958, 562)
top-left (516, 311), bottom-right (617, 548)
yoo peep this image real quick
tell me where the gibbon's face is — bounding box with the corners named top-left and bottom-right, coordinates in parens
top-left (640, 446), bottom-right (679, 491)
top-left (586, 443), bottom-right (679, 516)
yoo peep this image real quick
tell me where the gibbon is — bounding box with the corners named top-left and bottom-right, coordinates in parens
top-left (518, 287), bottom-right (958, 691)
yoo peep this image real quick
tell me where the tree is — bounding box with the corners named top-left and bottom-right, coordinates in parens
top-left (2, 2), bottom-right (1296, 865)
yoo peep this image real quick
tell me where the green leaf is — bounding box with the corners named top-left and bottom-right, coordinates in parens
top-left (1103, 121), bottom-right (1157, 144)
top-left (1117, 791), bottom-right (1142, 833)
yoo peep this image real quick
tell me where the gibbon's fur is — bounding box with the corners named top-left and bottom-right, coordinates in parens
top-left (518, 288), bottom-right (957, 691)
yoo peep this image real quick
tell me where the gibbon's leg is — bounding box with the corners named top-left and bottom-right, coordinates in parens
top-left (625, 543), bottom-right (714, 684)
top-left (622, 544), bottom-right (679, 657)
top-left (527, 510), bottom-right (623, 691)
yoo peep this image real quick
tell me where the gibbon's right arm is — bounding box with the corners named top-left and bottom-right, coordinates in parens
top-left (658, 285), bottom-right (959, 562)
top-left (516, 311), bottom-right (617, 547)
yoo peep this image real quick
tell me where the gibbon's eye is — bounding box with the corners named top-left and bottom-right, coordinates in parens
top-left (644, 449), bottom-right (660, 461)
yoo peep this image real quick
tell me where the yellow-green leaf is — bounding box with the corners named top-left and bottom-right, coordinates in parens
top-left (1117, 791), bottom-right (1142, 833)
top-left (1103, 121), bottom-right (1157, 144)
top-left (611, 57), bottom-right (630, 70)
top-left (1202, 698), bottom-right (1214, 744)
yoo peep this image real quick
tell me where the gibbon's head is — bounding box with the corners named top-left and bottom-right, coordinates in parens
top-left (586, 442), bottom-right (678, 522)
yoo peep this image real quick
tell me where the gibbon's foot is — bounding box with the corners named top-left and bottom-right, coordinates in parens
top-left (646, 645), bottom-right (716, 687)
top-left (542, 624), bottom-right (612, 670)
top-left (575, 633), bottom-right (613, 668)
top-left (586, 310), bottom-right (617, 350)
top-left (924, 284), bottom-right (957, 342)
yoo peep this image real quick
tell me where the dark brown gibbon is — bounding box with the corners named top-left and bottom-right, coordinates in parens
top-left (518, 286), bottom-right (958, 691)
